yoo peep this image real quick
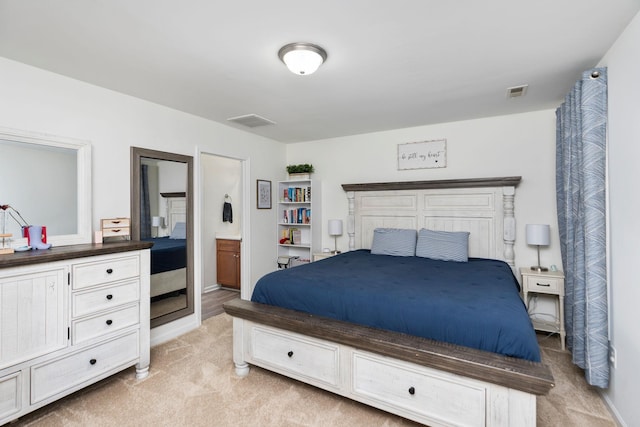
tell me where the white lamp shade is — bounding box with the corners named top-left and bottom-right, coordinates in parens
top-left (526, 224), bottom-right (550, 246)
top-left (151, 216), bottom-right (163, 227)
top-left (328, 219), bottom-right (343, 236)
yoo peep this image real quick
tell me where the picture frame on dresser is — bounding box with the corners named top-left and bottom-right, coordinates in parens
top-left (257, 179), bottom-right (271, 209)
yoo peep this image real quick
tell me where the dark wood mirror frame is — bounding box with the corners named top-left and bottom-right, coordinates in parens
top-left (130, 147), bottom-right (194, 328)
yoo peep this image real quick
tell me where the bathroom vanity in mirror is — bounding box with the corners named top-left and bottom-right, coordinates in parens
top-left (0, 241), bottom-right (152, 425)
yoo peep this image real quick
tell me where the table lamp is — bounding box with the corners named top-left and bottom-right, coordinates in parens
top-left (526, 224), bottom-right (550, 271)
top-left (328, 219), bottom-right (343, 254)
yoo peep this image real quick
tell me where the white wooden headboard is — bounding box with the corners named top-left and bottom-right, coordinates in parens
top-left (161, 192), bottom-right (186, 235)
top-left (342, 177), bottom-right (521, 269)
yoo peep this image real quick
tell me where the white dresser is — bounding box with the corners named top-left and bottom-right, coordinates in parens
top-left (0, 241), bottom-right (152, 425)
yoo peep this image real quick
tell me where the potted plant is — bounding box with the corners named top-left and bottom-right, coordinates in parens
top-left (286, 164), bottom-right (314, 180)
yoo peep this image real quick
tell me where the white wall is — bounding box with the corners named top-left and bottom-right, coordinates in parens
top-left (0, 56), bottom-right (285, 342)
top-left (287, 109), bottom-right (561, 270)
top-left (600, 11), bottom-right (640, 427)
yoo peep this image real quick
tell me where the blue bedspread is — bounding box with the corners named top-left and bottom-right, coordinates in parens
top-left (144, 237), bottom-right (186, 274)
top-left (252, 250), bottom-right (541, 361)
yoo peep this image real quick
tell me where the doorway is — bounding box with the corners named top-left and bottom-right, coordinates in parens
top-left (201, 153), bottom-right (244, 301)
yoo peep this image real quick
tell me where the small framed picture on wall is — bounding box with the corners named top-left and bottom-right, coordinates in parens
top-left (257, 179), bottom-right (272, 209)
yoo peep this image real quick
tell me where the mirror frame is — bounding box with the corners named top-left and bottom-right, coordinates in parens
top-left (0, 126), bottom-right (92, 246)
top-left (130, 147), bottom-right (194, 328)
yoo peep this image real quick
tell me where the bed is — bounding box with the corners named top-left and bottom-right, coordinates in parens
top-left (147, 194), bottom-right (187, 298)
top-left (224, 177), bottom-right (554, 427)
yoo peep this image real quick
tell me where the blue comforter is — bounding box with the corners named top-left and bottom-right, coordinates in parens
top-left (145, 237), bottom-right (186, 274)
top-left (252, 250), bottom-right (541, 361)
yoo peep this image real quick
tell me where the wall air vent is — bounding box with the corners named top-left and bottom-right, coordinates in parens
top-left (506, 84), bottom-right (528, 98)
top-left (227, 114), bottom-right (276, 128)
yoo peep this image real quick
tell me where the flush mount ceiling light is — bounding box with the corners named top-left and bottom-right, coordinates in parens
top-left (278, 42), bottom-right (327, 76)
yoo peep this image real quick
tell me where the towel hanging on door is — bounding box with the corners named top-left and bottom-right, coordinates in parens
top-left (223, 195), bottom-right (233, 223)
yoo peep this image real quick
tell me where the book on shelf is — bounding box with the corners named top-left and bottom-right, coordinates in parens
top-left (283, 186), bottom-right (312, 203)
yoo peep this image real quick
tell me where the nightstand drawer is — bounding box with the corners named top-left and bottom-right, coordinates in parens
top-left (523, 275), bottom-right (561, 293)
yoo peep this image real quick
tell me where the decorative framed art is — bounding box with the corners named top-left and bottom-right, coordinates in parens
top-left (397, 139), bottom-right (447, 170)
top-left (257, 179), bottom-right (272, 209)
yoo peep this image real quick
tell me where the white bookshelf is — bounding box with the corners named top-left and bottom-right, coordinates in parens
top-left (277, 178), bottom-right (320, 267)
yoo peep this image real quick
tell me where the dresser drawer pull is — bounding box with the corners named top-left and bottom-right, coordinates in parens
top-left (536, 282), bottom-right (551, 287)
top-left (111, 220), bottom-right (121, 224)
top-left (112, 229), bottom-right (121, 233)
top-left (287, 351), bottom-right (294, 358)
top-left (408, 386), bottom-right (416, 395)
top-left (106, 294), bottom-right (113, 300)
top-left (89, 358), bottom-right (97, 365)
top-left (106, 268), bottom-right (113, 274)
top-left (106, 319), bottom-right (113, 325)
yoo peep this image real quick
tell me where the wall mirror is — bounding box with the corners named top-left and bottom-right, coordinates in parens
top-left (0, 127), bottom-right (92, 247)
top-left (131, 147), bottom-right (194, 328)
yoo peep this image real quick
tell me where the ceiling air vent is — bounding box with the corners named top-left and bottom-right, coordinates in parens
top-left (506, 84), bottom-right (528, 98)
top-left (227, 114), bottom-right (276, 128)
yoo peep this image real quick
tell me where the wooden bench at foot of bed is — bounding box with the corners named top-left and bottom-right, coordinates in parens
top-left (224, 299), bottom-right (554, 427)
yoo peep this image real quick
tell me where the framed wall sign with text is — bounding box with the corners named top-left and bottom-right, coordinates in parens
top-left (397, 139), bottom-right (447, 170)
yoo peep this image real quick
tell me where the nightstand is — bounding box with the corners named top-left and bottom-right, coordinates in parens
top-left (313, 252), bottom-right (336, 261)
top-left (520, 267), bottom-right (566, 350)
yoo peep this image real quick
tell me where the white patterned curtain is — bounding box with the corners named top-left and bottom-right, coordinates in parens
top-left (556, 67), bottom-right (608, 388)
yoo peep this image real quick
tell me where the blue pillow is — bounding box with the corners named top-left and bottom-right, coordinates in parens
top-left (370, 228), bottom-right (417, 257)
top-left (416, 229), bottom-right (469, 262)
top-left (169, 222), bottom-right (187, 239)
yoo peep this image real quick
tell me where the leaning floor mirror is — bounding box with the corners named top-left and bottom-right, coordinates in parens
top-left (131, 147), bottom-right (194, 328)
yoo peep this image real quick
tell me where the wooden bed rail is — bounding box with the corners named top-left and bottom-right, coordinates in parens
top-left (224, 298), bottom-right (554, 396)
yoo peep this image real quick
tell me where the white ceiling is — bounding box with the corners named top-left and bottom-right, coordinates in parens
top-left (1, 1), bottom-right (638, 143)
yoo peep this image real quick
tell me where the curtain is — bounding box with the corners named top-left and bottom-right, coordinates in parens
top-left (140, 164), bottom-right (152, 239)
top-left (556, 67), bottom-right (608, 388)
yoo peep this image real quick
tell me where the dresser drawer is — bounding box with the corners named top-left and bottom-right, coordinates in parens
top-left (72, 280), bottom-right (139, 317)
top-left (352, 352), bottom-right (485, 427)
top-left (101, 218), bottom-right (130, 229)
top-left (73, 256), bottom-right (139, 289)
top-left (102, 227), bottom-right (130, 238)
top-left (72, 304), bottom-right (139, 345)
top-left (250, 326), bottom-right (339, 387)
top-left (31, 331), bottom-right (139, 404)
top-left (523, 275), bottom-right (561, 294)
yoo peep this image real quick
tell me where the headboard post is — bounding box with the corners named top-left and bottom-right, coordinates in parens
top-left (346, 191), bottom-right (356, 251)
top-left (502, 186), bottom-right (516, 270)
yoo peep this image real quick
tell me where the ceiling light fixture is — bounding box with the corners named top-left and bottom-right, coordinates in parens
top-left (278, 42), bottom-right (327, 76)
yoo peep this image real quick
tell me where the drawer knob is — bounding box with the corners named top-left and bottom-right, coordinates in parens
top-left (287, 351), bottom-right (294, 358)
top-left (408, 386), bottom-right (415, 395)
top-left (106, 268), bottom-right (113, 274)
top-left (106, 319), bottom-right (113, 325)
top-left (90, 358), bottom-right (97, 365)
top-left (106, 294), bottom-right (113, 300)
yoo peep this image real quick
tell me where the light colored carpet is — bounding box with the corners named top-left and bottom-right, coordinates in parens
top-left (15, 314), bottom-right (615, 426)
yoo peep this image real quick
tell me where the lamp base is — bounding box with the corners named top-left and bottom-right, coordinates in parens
top-left (530, 265), bottom-right (549, 272)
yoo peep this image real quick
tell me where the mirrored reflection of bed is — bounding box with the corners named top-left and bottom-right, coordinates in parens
top-left (225, 177), bottom-right (554, 427)
top-left (146, 193), bottom-right (187, 318)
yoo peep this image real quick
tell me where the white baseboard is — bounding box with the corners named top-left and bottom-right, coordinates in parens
top-left (600, 390), bottom-right (626, 427)
top-left (203, 283), bottom-right (221, 293)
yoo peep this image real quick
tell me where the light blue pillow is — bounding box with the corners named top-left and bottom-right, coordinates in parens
top-left (170, 222), bottom-right (187, 239)
top-left (416, 229), bottom-right (469, 262)
top-left (370, 228), bottom-right (417, 257)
